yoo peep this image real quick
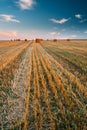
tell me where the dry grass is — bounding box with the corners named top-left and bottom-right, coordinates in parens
top-left (0, 40), bottom-right (87, 130)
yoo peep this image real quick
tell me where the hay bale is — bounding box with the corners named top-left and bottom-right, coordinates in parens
top-left (36, 38), bottom-right (43, 43)
top-left (25, 39), bottom-right (28, 41)
top-left (67, 39), bottom-right (70, 41)
top-left (53, 39), bottom-right (58, 42)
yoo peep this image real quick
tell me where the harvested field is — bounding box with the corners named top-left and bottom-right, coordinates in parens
top-left (0, 40), bottom-right (87, 130)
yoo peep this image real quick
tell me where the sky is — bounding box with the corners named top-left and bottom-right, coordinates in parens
top-left (0, 0), bottom-right (87, 40)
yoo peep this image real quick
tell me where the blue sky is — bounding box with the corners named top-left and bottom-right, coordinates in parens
top-left (0, 0), bottom-right (87, 39)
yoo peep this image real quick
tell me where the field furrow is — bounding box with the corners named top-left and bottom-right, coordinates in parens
top-left (35, 44), bottom-right (56, 129)
top-left (37, 43), bottom-right (87, 129)
top-left (41, 41), bottom-right (87, 86)
top-left (0, 40), bottom-right (87, 130)
top-left (0, 42), bottom-right (33, 129)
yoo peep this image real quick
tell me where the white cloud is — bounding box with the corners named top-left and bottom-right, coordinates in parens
top-left (75, 14), bottom-right (82, 19)
top-left (62, 29), bottom-right (66, 32)
top-left (80, 19), bottom-right (87, 23)
top-left (17, 0), bottom-right (36, 10)
top-left (84, 31), bottom-right (87, 34)
top-left (0, 31), bottom-right (17, 37)
top-left (71, 35), bottom-right (77, 38)
top-left (53, 27), bottom-right (57, 29)
top-left (59, 34), bottom-right (77, 39)
top-left (50, 32), bottom-right (61, 35)
top-left (0, 14), bottom-right (20, 23)
top-left (57, 32), bottom-right (61, 35)
top-left (50, 32), bottom-right (57, 35)
top-left (75, 14), bottom-right (87, 23)
top-left (50, 18), bottom-right (70, 24)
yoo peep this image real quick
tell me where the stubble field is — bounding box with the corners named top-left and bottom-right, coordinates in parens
top-left (0, 40), bottom-right (87, 130)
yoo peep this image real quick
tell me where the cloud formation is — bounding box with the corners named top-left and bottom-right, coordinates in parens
top-left (50, 31), bottom-right (61, 35)
top-left (84, 31), bottom-right (87, 34)
top-left (0, 14), bottom-right (20, 23)
top-left (17, 0), bottom-right (36, 10)
top-left (50, 18), bottom-right (70, 24)
top-left (71, 35), bottom-right (77, 38)
top-left (80, 19), bottom-right (87, 23)
top-left (0, 31), bottom-right (17, 37)
top-left (75, 14), bottom-right (87, 23)
top-left (75, 14), bottom-right (82, 19)
top-left (50, 32), bottom-right (57, 35)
